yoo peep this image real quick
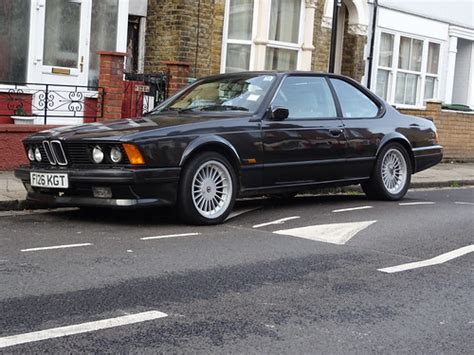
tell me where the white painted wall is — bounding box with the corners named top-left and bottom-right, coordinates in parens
top-left (129, 0), bottom-right (148, 17)
top-left (452, 39), bottom-right (473, 104)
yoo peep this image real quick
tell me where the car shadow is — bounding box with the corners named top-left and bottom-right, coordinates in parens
top-left (47, 192), bottom-right (371, 226)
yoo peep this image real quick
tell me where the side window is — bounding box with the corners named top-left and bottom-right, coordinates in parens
top-left (272, 76), bottom-right (337, 119)
top-left (330, 79), bottom-right (380, 118)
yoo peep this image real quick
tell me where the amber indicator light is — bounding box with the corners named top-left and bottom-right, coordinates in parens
top-left (122, 144), bottom-right (145, 165)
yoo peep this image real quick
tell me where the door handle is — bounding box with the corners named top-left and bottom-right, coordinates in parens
top-left (329, 128), bottom-right (344, 136)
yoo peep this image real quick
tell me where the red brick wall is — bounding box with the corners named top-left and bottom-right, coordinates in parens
top-left (399, 101), bottom-right (474, 161)
top-left (0, 92), bottom-right (33, 124)
top-left (0, 124), bottom-right (59, 170)
top-left (97, 51), bottom-right (126, 121)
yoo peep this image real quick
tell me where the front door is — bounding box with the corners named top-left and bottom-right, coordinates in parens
top-left (32, 0), bottom-right (91, 86)
top-left (262, 75), bottom-right (347, 187)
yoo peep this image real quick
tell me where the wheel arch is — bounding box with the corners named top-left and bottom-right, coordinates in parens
top-left (179, 136), bottom-right (241, 176)
top-left (376, 134), bottom-right (415, 173)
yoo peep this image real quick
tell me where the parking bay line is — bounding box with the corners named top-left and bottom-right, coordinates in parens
top-left (0, 310), bottom-right (168, 349)
top-left (253, 216), bottom-right (300, 228)
top-left (21, 243), bottom-right (93, 252)
top-left (378, 245), bottom-right (474, 273)
top-left (332, 206), bottom-right (373, 213)
top-left (140, 233), bottom-right (200, 240)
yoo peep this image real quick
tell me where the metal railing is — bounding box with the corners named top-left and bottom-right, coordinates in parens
top-left (0, 81), bottom-right (104, 124)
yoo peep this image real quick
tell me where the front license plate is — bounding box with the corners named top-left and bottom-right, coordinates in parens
top-left (30, 172), bottom-right (69, 189)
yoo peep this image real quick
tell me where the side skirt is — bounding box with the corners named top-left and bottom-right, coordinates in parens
top-left (239, 177), bottom-right (370, 197)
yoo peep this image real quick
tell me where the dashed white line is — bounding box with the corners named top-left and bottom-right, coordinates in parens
top-left (332, 206), bottom-right (373, 213)
top-left (140, 233), bottom-right (200, 240)
top-left (399, 202), bottom-right (435, 206)
top-left (253, 216), bottom-right (300, 228)
top-left (455, 201), bottom-right (474, 206)
top-left (273, 220), bottom-right (377, 245)
top-left (0, 310), bottom-right (168, 349)
top-left (378, 245), bottom-right (474, 273)
top-left (21, 243), bottom-right (93, 252)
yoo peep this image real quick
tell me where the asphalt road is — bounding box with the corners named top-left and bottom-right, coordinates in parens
top-left (0, 188), bottom-right (473, 353)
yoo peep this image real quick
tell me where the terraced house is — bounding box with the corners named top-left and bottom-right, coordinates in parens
top-left (0, 0), bottom-right (472, 170)
top-left (145, 0), bottom-right (474, 109)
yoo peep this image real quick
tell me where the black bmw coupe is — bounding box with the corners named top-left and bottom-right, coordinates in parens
top-left (15, 72), bottom-right (443, 224)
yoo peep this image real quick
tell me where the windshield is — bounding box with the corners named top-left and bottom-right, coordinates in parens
top-left (156, 74), bottom-right (276, 114)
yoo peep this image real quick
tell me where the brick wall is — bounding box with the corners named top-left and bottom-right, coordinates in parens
top-left (399, 101), bottom-right (474, 161)
top-left (0, 125), bottom-right (59, 170)
top-left (97, 51), bottom-right (126, 121)
top-left (145, 0), bottom-right (225, 79)
top-left (311, 2), bottom-right (331, 72)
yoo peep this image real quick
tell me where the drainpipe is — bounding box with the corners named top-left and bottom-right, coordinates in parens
top-left (366, 0), bottom-right (378, 89)
top-left (328, 0), bottom-right (342, 73)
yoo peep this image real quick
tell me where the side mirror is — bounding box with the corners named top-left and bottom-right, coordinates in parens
top-left (271, 107), bottom-right (289, 121)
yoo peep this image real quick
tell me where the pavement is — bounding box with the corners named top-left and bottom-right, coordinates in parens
top-left (1, 163), bottom-right (473, 211)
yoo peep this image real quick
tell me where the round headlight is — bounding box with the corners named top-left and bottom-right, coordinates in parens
top-left (27, 147), bottom-right (35, 161)
top-left (110, 146), bottom-right (123, 163)
top-left (34, 147), bottom-right (42, 162)
top-left (92, 146), bottom-right (104, 164)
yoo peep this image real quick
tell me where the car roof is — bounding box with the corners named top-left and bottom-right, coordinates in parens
top-left (198, 71), bottom-right (353, 81)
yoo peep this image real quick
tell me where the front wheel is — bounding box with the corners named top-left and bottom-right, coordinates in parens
top-left (362, 143), bottom-right (411, 200)
top-left (178, 152), bottom-right (237, 225)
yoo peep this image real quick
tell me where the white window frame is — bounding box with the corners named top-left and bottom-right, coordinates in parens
top-left (374, 29), bottom-right (443, 108)
top-left (220, 0), bottom-right (305, 73)
top-left (264, 0), bottom-right (305, 70)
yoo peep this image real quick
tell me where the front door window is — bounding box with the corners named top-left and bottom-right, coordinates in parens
top-left (43, 0), bottom-right (81, 68)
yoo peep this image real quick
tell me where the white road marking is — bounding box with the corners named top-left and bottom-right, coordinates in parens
top-left (226, 207), bottom-right (262, 221)
top-left (332, 206), bottom-right (373, 213)
top-left (253, 216), bottom-right (300, 229)
top-left (378, 245), bottom-right (474, 273)
top-left (140, 233), bottom-right (200, 240)
top-left (455, 201), bottom-right (474, 206)
top-left (399, 202), bottom-right (435, 206)
top-left (21, 243), bottom-right (93, 252)
top-left (0, 310), bottom-right (168, 349)
top-left (273, 220), bottom-right (377, 245)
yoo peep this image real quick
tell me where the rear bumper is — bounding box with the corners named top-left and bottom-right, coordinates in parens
top-left (413, 145), bottom-right (443, 173)
top-left (14, 166), bottom-right (181, 208)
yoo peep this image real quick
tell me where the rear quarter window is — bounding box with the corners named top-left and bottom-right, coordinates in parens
top-left (330, 78), bottom-right (380, 118)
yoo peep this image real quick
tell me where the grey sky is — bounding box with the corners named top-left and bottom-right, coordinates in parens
top-left (378, 0), bottom-right (474, 29)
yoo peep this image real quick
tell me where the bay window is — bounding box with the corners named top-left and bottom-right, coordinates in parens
top-left (375, 31), bottom-right (441, 106)
top-left (224, 0), bottom-right (254, 72)
top-left (0, 0), bottom-right (31, 82)
top-left (222, 0), bottom-right (304, 72)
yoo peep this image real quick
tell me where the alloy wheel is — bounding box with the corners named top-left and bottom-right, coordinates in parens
top-left (191, 160), bottom-right (233, 219)
top-left (381, 148), bottom-right (408, 195)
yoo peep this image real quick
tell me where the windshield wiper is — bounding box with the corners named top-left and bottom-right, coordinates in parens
top-left (177, 105), bottom-right (249, 113)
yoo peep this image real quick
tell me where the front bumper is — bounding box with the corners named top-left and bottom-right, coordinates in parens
top-left (14, 165), bottom-right (181, 208)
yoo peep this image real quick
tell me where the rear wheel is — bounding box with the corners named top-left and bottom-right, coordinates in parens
top-left (362, 143), bottom-right (411, 200)
top-left (178, 152), bottom-right (237, 225)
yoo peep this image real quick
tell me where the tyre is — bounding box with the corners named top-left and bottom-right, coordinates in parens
top-left (178, 152), bottom-right (237, 225)
top-left (362, 142), bottom-right (411, 201)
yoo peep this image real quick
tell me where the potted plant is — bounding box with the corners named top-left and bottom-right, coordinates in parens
top-left (11, 107), bottom-right (37, 124)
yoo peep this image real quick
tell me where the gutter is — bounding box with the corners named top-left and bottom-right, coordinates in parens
top-left (366, 0), bottom-right (378, 90)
